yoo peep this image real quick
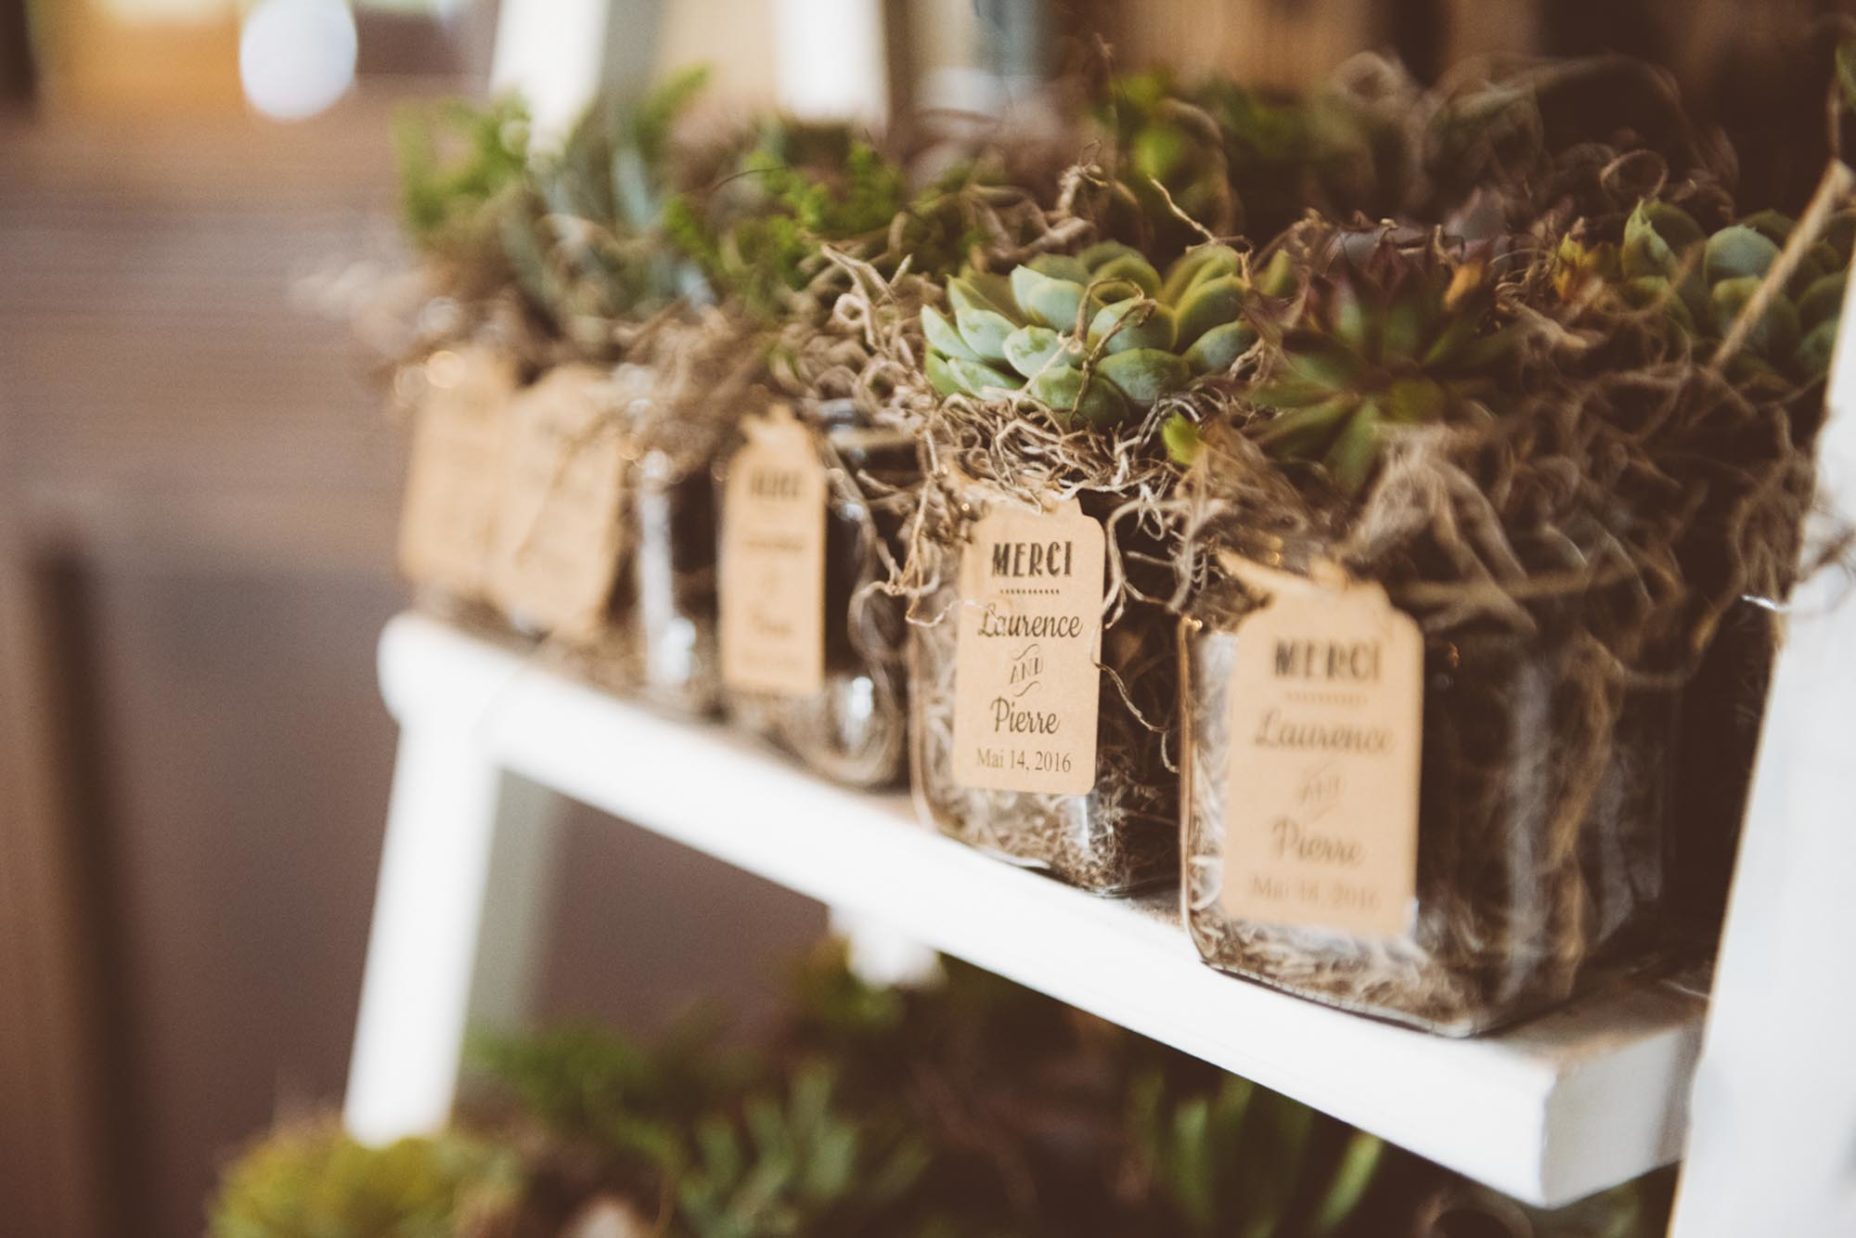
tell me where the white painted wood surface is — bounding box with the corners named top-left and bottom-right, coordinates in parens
top-left (343, 697), bottom-right (562, 1145)
top-left (489, 0), bottom-right (611, 141)
top-left (1667, 268), bottom-right (1856, 1238)
top-left (344, 612), bottom-right (1704, 1207)
top-left (772, 0), bottom-right (889, 123)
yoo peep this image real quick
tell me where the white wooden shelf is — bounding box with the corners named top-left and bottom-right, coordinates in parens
top-left (348, 611), bottom-right (1704, 1210)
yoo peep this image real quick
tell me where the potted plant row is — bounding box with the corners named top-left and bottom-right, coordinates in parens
top-left (384, 54), bottom-right (1843, 1035)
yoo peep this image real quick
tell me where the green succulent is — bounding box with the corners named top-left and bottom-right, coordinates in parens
top-left (1162, 413), bottom-right (1205, 466)
top-left (209, 1122), bottom-right (520, 1238)
top-left (394, 95), bottom-right (532, 297)
top-left (1247, 246), bottom-right (1516, 495)
top-left (676, 1064), bottom-right (930, 1238)
top-left (1097, 71), bottom-right (1411, 263)
top-left (214, 946), bottom-right (1665, 1236)
top-left (1096, 73), bottom-right (1240, 263)
top-left (1583, 198), bottom-right (1852, 385)
top-left (1128, 1071), bottom-right (1388, 1238)
top-left (469, 1016), bottom-right (755, 1193)
top-left (1199, 76), bottom-right (1411, 242)
top-left (662, 119), bottom-right (911, 323)
top-left (499, 67), bottom-right (715, 339)
top-left (396, 96), bottom-right (530, 252)
top-left (923, 242), bottom-right (1291, 426)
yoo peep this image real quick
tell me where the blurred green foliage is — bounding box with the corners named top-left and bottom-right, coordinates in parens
top-left (209, 1123), bottom-right (520, 1238)
top-left (212, 945), bottom-right (1673, 1237)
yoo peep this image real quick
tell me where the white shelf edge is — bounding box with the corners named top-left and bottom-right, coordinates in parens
top-left (378, 611), bottom-right (1705, 1208)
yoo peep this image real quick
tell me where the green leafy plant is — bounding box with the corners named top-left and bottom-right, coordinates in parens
top-left (1245, 242), bottom-right (1518, 495)
top-left (1093, 72), bottom-right (1239, 262)
top-left (212, 946), bottom-right (1670, 1237)
top-left (396, 96), bottom-right (531, 259)
top-left (1559, 198), bottom-right (1852, 387)
top-left (499, 68), bottom-right (718, 339)
top-left (923, 242), bottom-right (1291, 425)
top-left (1093, 70), bottom-right (1413, 263)
top-left (676, 1064), bottom-right (931, 1238)
top-left (1201, 76), bottom-right (1412, 240)
top-left (469, 1015), bottom-right (754, 1196)
top-left (394, 96), bottom-right (534, 306)
top-left (662, 119), bottom-right (911, 323)
top-left (208, 1122), bottom-right (520, 1238)
top-left (1127, 1072), bottom-right (1386, 1238)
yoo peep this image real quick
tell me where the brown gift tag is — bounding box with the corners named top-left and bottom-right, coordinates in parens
top-left (488, 365), bottom-right (628, 640)
top-left (951, 495), bottom-right (1105, 795)
top-left (719, 407), bottom-right (828, 695)
top-left (398, 346), bottom-right (518, 598)
top-left (1218, 559), bottom-right (1423, 937)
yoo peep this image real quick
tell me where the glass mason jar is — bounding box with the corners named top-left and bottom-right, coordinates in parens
top-left (608, 447), bottom-right (721, 716)
top-left (1665, 597), bottom-right (1774, 959)
top-left (908, 483), bottom-right (1177, 895)
top-left (1181, 538), bottom-right (1672, 1034)
top-left (721, 401), bottom-right (919, 787)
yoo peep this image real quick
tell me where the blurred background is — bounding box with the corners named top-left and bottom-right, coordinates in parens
top-left (1, 2), bottom-right (1851, 1236)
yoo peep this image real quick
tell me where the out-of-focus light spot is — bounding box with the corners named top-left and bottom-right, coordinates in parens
top-left (772, 0), bottom-right (887, 124)
top-left (239, 0), bottom-right (357, 122)
top-left (424, 350), bottom-right (464, 389)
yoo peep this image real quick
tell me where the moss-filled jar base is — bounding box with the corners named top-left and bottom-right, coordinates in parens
top-left (906, 481), bottom-right (1178, 896)
top-left (1182, 609), bottom-right (1672, 1036)
top-left (721, 413), bottom-right (915, 788)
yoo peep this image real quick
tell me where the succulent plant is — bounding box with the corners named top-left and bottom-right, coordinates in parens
top-left (1096, 70), bottom-right (1414, 264)
top-left (1245, 243), bottom-right (1517, 495)
top-left (675, 1065), bottom-right (930, 1238)
top-left (496, 68), bottom-right (716, 341)
top-left (470, 1016), bottom-right (756, 1198)
top-left (1095, 73), bottom-right (1239, 263)
top-left (1198, 73), bottom-right (1414, 241)
top-left (662, 119), bottom-right (911, 323)
top-left (1127, 1071), bottom-right (1388, 1238)
top-left (218, 945), bottom-right (1657, 1236)
top-left (394, 96), bottom-right (533, 299)
top-left (396, 97), bottom-right (530, 251)
top-left (209, 1122), bottom-right (520, 1238)
top-left (923, 242), bottom-right (1292, 426)
top-left (1562, 199), bottom-right (1852, 387)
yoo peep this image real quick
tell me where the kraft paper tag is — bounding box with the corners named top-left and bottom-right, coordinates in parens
top-left (488, 365), bottom-right (628, 639)
top-left (1219, 569), bottom-right (1422, 937)
top-left (398, 346), bottom-right (517, 598)
top-left (951, 497), bottom-right (1105, 794)
top-left (719, 407), bottom-right (828, 695)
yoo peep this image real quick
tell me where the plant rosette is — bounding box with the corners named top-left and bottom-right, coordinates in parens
top-left (1166, 217), bottom-right (1820, 1032)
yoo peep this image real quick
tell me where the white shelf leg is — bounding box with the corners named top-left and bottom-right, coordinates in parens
top-left (828, 906), bottom-right (942, 987)
top-left (1670, 260), bottom-right (1856, 1237)
top-left (343, 722), bottom-right (561, 1144)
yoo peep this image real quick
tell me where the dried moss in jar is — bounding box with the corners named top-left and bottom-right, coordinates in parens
top-left (1181, 547), bottom-right (1672, 1034)
top-left (908, 482), bottom-right (1176, 895)
top-left (721, 401), bottom-right (918, 787)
